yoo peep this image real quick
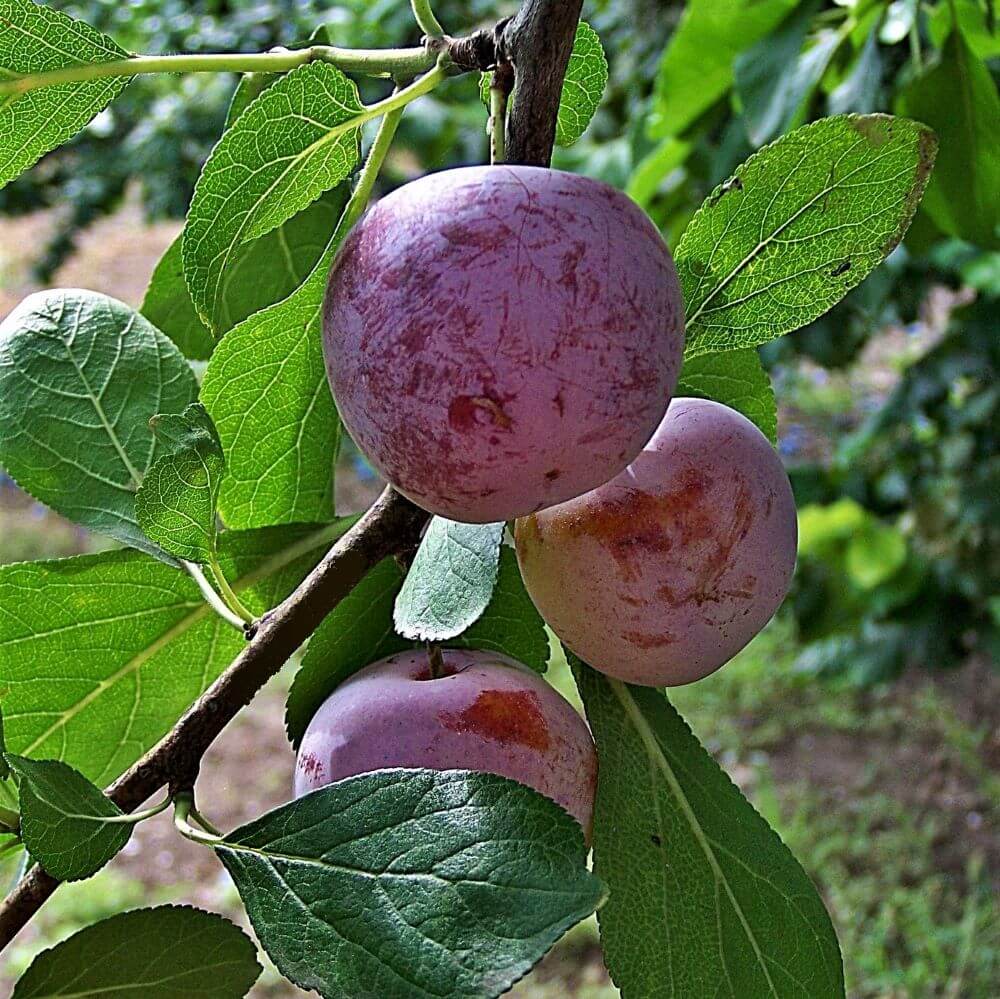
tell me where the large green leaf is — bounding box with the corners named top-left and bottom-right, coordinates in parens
top-left (648, 0), bottom-right (798, 139)
top-left (286, 548), bottom-right (550, 746)
top-left (200, 247), bottom-right (339, 530)
top-left (217, 769), bottom-right (605, 999)
top-left (676, 114), bottom-right (936, 357)
top-left (896, 28), bottom-right (1000, 249)
top-left (135, 403), bottom-right (225, 564)
top-left (575, 662), bottom-right (845, 998)
top-left (5, 754), bottom-right (130, 881)
top-left (394, 519), bottom-right (505, 642)
top-left (141, 187), bottom-right (348, 360)
top-left (183, 61), bottom-right (363, 333)
top-left (12, 906), bottom-right (261, 998)
top-left (0, 522), bottom-right (348, 786)
top-left (735, 4), bottom-right (844, 146)
top-left (676, 349), bottom-right (777, 443)
top-left (0, 290), bottom-right (199, 558)
top-left (0, 0), bottom-right (129, 189)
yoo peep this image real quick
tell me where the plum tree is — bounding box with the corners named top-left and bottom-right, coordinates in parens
top-left (295, 648), bottom-right (598, 836)
top-left (515, 398), bottom-right (798, 687)
top-left (323, 164), bottom-right (685, 523)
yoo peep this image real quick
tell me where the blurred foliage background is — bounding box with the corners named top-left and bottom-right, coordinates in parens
top-left (0, 1), bottom-right (997, 996)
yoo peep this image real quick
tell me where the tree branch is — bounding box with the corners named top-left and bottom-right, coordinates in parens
top-left (0, 0), bottom-right (583, 956)
top-left (502, 0), bottom-right (584, 166)
top-left (0, 487), bottom-right (429, 950)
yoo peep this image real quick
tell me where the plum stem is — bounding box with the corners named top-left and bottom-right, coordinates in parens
top-left (427, 643), bottom-right (447, 679)
top-left (489, 63), bottom-right (514, 164)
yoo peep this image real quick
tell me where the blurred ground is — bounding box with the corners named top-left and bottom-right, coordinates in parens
top-left (0, 204), bottom-right (997, 997)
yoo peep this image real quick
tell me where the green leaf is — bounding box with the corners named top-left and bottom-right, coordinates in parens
top-left (183, 61), bottom-right (364, 333)
top-left (139, 236), bottom-right (215, 361)
top-left (0, 521), bottom-right (349, 786)
top-left (735, 4), bottom-right (844, 146)
top-left (828, 23), bottom-right (882, 116)
top-left (0, 0), bottom-right (130, 190)
top-left (480, 21), bottom-right (607, 147)
top-left (217, 769), bottom-right (605, 999)
top-left (394, 519), bottom-right (505, 642)
top-left (0, 290), bottom-right (199, 558)
top-left (454, 547), bottom-right (550, 675)
top-left (5, 754), bottom-right (130, 881)
top-left (555, 21), bottom-right (608, 147)
top-left (676, 349), bottom-right (777, 443)
top-left (142, 187), bottom-right (349, 360)
top-left (0, 704), bottom-right (9, 781)
top-left (575, 662), bottom-right (845, 999)
top-left (200, 248), bottom-right (340, 530)
top-left (648, 0), bottom-right (798, 139)
top-left (626, 136), bottom-right (692, 208)
top-left (896, 29), bottom-right (1000, 249)
top-left (286, 557), bottom-right (410, 746)
top-left (677, 114), bottom-right (936, 357)
top-left (11, 905), bottom-right (261, 998)
top-left (286, 548), bottom-right (550, 746)
top-left (135, 403), bottom-right (225, 563)
top-left (845, 521), bottom-right (907, 589)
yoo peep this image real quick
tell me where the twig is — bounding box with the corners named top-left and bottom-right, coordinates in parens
top-left (0, 487), bottom-right (429, 949)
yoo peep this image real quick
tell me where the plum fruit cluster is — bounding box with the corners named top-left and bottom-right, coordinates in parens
top-left (304, 165), bottom-right (797, 834)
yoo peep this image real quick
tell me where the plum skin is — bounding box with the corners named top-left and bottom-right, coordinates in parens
top-left (323, 164), bottom-right (684, 523)
top-left (294, 649), bottom-right (598, 837)
top-left (515, 398), bottom-right (798, 687)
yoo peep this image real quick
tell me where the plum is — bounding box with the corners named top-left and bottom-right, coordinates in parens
top-left (515, 398), bottom-right (797, 687)
top-left (294, 648), bottom-right (598, 837)
top-left (323, 164), bottom-right (684, 523)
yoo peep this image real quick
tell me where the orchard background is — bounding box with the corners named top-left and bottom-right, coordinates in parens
top-left (0, 0), bottom-right (997, 997)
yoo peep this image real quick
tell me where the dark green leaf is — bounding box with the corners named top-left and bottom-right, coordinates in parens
top-left (0, 290), bottom-right (199, 558)
top-left (135, 404), bottom-right (225, 563)
top-left (217, 769), bottom-right (605, 999)
top-left (829, 23), bottom-right (882, 116)
top-left (394, 519), bottom-right (505, 642)
top-left (286, 548), bottom-right (550, 746)
top-left (677, 114), bottom-right (936, 356)
top-left (896, 29), bottom-right (1000, 248)
top-left (676, 349), bottom-right (777, 443)
top-left (5, 754), bottom-right (130, 881)
top-left (1, 521), bottom-right (350, 785)
top-left (453, 547), bottom-right (550, 675)
top-left (0, 0), bottom-right (129, 190)
top-left (183, 61), bottom-right (363, 333)
top-left (735, 3), bottom-right (843, 146)
top-left (286, 557), bottom-right (409, 746)
top-left (575, 662), bottom-right (845, 998)
top-left (649, 0), bottom-right (798, 139)
top-left (200, 244), bottom-right (340, 530)
top-left (12, 905), bottom-right (261, 998)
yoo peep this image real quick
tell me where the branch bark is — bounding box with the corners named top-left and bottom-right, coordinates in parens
top-left (0, 0), bottom-right (582, 956)
top-left (0, 488), bottom-right (428, 950)
top-left (502, 0), bottom-right (584, 166)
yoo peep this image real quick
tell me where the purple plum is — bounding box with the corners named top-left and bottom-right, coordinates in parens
top-left (323, 165), bottom-right (684, 522)
top-left (294, 649), bottom-right (598, 838)
top-left (515, 399), bottom-right (798, 687)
